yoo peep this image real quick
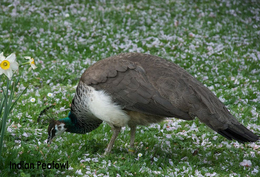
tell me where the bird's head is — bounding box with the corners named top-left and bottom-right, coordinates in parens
top-left (47, 112), bottom-right (80, 144)
top-left (47, 119), bottom-right (67, 144)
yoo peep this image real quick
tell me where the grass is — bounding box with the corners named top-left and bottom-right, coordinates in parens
top-left (0, 0), bottom-right (260, 176)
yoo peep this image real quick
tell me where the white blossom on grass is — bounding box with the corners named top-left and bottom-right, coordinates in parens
top-left (136, 152), bottom-right (143, 160)
top-left (47, 93), bottom-right (54, 97)
top-left (240, 159), bottom-right (252, 167)
top-left (75, 169), bottom-right (83, 175)
top-left (22, 132), bottom-right (29, 137)
top-left (30, 98), bottom-right (36, 102)
top-left (138, 153), bottom-right (142, 157)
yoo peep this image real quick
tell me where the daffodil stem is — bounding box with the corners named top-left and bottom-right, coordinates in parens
top-left (0, 78), bottom-right (10, 158)
top-left (0, 76), bottom-right (27, 159)
top-left (21, 62), bottom-right (30, 65)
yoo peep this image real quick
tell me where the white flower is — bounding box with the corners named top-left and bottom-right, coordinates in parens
top-left (0, 52), bottom-right (19, 79)
top-left (138, 153), bottom-right (142, 157)
top-left (240, 159), bottom-right (252, 167)
top-left (24, 56), bottom-right (37, 71)
top-left (30, 98), bottom-right (36, 102)
top-left (75, 169), bottom-right (83, 175)
top-left (7, 127), bottom-right (13, 133)
top-left (47, 93), bottom-right (53, 97)
top-left (153, 157), bottom-right (158, 162)
top-left (22, 132), bottom-right (29, 137)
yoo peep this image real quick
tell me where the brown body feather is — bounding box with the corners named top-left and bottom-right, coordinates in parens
top-left (78, 53), bottom-right (258, 143)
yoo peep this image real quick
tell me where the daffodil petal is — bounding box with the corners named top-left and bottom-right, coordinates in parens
top-left (6, 53), bottom-right (16, 62)
top-left (24, 56), bottom-right (31, 60)
top-left (10, 61), bottom-right (19, 71)
top-left (5, 69), bottom-right (13, 79)
top-left (0, 52), bottom-right (5, 61)
top-left (0, 68), bottom-right (4, 75)
top-left (31, 64), bottom-right (37, 69)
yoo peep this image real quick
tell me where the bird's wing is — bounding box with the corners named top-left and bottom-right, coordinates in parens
top-left (80, 54), bottom-right (192, 120)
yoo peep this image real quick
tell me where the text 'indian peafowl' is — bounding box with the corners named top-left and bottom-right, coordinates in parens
top-left (47, 53), bottom-right (259, 154)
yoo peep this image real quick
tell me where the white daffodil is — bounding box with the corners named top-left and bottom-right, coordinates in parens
top-left (0, 52), bottom-right (19, 79)
top-left (24, 56), bottom-right (37, 71)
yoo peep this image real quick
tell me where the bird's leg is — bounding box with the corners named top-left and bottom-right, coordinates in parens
top-left (104, 126), bottom-right (121, 155)
top-left (128, 125), bottom-right (136, 153)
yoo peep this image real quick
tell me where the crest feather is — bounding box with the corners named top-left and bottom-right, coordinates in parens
top-left (37, 105), bottom-right (55, 123)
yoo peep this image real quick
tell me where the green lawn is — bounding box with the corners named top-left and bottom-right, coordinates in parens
top-left (0, 0), bottom-right (260, 176)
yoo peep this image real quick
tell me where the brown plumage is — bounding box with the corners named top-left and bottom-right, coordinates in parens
top-left (47, 53), bottom-right (259, 154)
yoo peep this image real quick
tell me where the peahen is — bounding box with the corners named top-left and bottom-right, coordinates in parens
top-left (47, 53), bottom-right (259, 154)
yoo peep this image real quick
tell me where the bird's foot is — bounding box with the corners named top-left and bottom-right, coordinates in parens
top-left (104, 148), bottom-right (111, 155)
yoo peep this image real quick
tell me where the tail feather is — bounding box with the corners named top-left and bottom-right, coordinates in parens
top-left (218, 125), bottom-right (259, 143)
top-left (194, 107), bottom-right (259, 143)
top-left (189, 82), bottom-right (259, 143)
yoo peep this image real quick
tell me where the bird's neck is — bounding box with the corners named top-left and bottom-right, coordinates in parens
top-left (58, 116), bottom-right (87, 134)
top-left (58, 117), bottom-right (72, 126)
top-left (58, 112), bottom-right (102, 134)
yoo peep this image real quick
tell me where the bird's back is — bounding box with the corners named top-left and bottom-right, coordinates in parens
top-left (80, 53), bottom-right (221, 119)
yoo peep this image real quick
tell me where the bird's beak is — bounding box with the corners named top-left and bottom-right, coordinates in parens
top-left (47, 136), bottom-right (52, 144)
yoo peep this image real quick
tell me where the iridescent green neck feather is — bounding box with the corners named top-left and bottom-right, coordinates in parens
top-left (58, 117), bottom-right (73, 126)
top-left (58, 113), bottom-right (86, 134)
top-left (58, 112), bottom-right (102, 134)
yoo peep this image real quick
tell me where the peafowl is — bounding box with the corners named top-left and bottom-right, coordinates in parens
top-left (47, 53), bottom-right (259, 154)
